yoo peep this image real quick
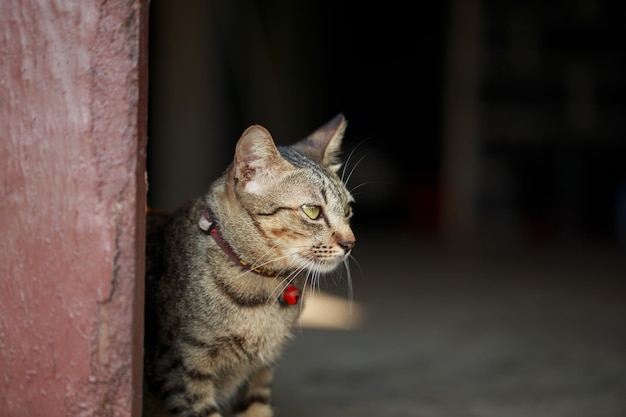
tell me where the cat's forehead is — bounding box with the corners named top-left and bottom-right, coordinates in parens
top-left (273, 146), bottom-right (353, 206)
top-left (278, 146), bottom-right (342, 181)
top-left (279, 165), bottom-right (352, 206)
top-left (277, 146), bottom-right (317, 169)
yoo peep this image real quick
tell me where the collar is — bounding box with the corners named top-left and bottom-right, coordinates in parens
top-left (198, 207), bottom-right (301, 305)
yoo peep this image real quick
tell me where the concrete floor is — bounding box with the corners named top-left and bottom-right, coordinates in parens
top-left (273, 232), bottom-right (626, 417)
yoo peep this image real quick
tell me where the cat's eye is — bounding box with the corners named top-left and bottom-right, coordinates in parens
top-left (344, 204), bottom-right (351, 217)
top-left (301, 204), bottom-right (321, 220)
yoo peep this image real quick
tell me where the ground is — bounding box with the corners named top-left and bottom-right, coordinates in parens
top-left (274, 232), bottom-right (626, 417)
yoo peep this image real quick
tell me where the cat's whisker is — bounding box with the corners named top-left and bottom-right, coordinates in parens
top-left (343, 151), bottom-right (371, 189)
top-left (249, 244), bottom-right (321, 275)
top-left (266, 264), bottom-right (307, 306)
top-left (340, 144), bottom-right (359, 183)
top-left (294, 258), bottom-right (317, 295)
top-left (310, 262), bottom-right (325, 295)
top-left (343, 257), bottom-right (354, 308)
top-left (340, 138), bottom-right (370, 185)
top-left (299, 267), bottom-right (313, 316)
top-left (349, 180), bottom-right (375, 194)
top-left (303, 268), bottom-right (315, 298)
top-left (239, 250), bottom-right (304, 282)
top-left (248, 243), bottom-right (283, 271)
top-left (314, 265), bottom-right (323, 294)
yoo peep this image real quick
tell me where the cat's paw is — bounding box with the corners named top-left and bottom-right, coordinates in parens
top-left (235, 402), bottom-right (273, 417)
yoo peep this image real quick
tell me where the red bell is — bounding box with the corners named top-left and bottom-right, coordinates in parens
top-left (282, 285), bottom-right (301, 305)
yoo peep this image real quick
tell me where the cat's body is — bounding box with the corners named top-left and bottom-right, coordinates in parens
top-left (144, 114), bottom-right (356, 417)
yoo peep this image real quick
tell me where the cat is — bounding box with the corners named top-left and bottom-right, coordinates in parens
top-left (143, 113), bottom-right (356, 417)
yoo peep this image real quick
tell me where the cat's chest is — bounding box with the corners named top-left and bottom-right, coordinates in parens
top-left (221, 301), bottom-right (300, 365)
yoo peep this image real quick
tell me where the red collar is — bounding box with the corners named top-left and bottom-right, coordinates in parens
top-left (198, 208), bottom-right (301, 305)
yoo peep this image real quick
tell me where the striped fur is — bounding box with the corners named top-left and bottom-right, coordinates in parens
top-left (144, 114), bottom-right (355, 417)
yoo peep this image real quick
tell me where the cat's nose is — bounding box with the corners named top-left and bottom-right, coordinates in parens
top-left (337, 238), bottom-right (356, 253)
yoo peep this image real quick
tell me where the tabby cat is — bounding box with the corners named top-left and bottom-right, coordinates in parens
top-left (144, 114), bottom-right (356, 417)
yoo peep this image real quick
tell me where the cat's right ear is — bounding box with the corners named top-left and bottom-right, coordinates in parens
top-left (292, 113), bottom-right (347, 173)
top-left (232, 125), bottom-right (293, 194)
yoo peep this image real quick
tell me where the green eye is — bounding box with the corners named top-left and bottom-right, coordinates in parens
top-left (344, 204), bottom-right (351, 217)
top-left (301, 204), bottom-right (321, 220)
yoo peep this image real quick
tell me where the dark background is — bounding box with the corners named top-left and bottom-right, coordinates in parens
top-left (144, 2), bottom-right (626, 415)
top-left (147, 0), bottom-right (626, 245)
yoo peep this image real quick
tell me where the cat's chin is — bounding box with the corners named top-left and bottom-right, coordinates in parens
top-left (304, 257), bottom-right (345, 274)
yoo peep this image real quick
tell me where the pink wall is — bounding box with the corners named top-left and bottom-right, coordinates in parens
top-left (0, 0), bottom-right (149, 416)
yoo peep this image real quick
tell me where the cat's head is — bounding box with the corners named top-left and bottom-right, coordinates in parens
top-left (227, 114), bottom-right (355, 275)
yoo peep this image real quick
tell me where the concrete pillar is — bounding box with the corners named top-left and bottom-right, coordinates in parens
top-left (0, 0), bottom-right (149, 415)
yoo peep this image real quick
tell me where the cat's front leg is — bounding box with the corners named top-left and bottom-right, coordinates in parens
top-left (155, 359), bottom-right (225, 417)
top-left (236, 402), bottom-right (272, 417)
top-left (161, 378), bottom-right (224, 417)
top-left (234, 367), bottom-right (275, 417)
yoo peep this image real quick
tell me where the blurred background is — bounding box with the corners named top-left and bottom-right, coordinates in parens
top-left (147, 0), bottom-right (626, 246)
top-left (146, 1), bottom-right (626, 416)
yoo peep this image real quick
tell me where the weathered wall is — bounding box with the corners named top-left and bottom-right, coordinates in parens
top-left (0, 0), bottom-right (149, 416)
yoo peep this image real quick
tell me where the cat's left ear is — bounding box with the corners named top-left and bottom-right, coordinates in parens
top-left (292, 113), bottom-right (347, 173)
top-left (233, 124), bottom-right (293, 194)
